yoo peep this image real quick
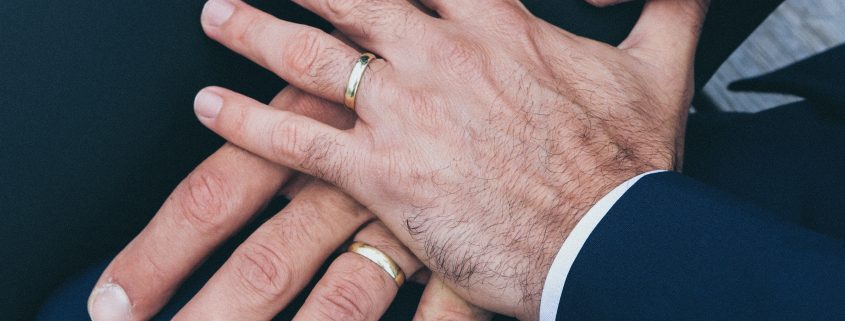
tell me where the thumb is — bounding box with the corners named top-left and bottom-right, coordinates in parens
top-left (619, 0), bottom-right (710, 70)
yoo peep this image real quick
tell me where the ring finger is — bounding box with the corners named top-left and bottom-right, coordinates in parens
top-left (293, 221), bottom-right (422, 321)
top-left (200, 0), bottom-right (389, 107)
top-left (172, 181), bottom-right (372, 320)
top-left (291, 0), bottom-right (432, 57)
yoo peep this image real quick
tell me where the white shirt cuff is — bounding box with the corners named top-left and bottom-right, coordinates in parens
top-left (539, 170), bottom-right (665, 321)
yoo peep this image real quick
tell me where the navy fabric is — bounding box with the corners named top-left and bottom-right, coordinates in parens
top-left (557, 172), bottom-right (845, 320)
top-left (685, 102), bottom-right (845, 239)
top-left (730, 44), bottom-right (845, 119)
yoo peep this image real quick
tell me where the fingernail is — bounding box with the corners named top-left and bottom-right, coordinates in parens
top-left (88, 283), bottom-right (132, 321)
top-left (194, 89), bottom-right (223, 119)
top-left (202, 0), bottom-right (235, 27)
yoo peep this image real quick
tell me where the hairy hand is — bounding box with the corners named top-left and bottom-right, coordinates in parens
top-left (193, 0), bottom-right (708, 319)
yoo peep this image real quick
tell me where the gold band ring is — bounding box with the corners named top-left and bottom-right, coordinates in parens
top-left (344, 53), bottom-right (376, 110)
top-left (347, 241), bottom-right (405, 287)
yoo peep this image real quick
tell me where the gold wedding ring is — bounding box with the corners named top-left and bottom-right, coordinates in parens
top-left (347, 241), bottom-right (405, 287)
top-left (344, 53), bottom-right (376, 110)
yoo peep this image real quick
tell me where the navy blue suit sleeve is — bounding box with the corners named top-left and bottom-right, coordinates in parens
top-left (556, 171), bottom-right (845, 320)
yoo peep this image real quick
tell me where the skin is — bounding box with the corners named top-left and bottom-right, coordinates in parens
top-left (89, 7), bottom-right (489, 320)
top-left (89, 0), bottom-right (708, 320)
top-left (187, 0), bottom-right (710, 319)
top-left (88, 75), bottom-right (485, 320)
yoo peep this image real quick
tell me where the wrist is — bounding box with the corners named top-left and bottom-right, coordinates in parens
top-left (533, 170), bottom-right (666, 320)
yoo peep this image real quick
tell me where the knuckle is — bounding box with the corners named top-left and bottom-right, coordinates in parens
top-left (487, 4), bottom-right (533, 37)
top-left (320, 142), bottom-right (356, 190)
top-left (302, 136), bottom-right (339, 179)
top-left (231, 241), bottom-right (295, 301)
top-left (268, 114), bottom-right (307, 162)
top-left (280, 188), bottom-right (366, 230)
top-left (266, 117), bottom-right (351, 188)
top-left (407, 89), bottom-right (443, 129)
top-left (314, 265), bottom-right (381, 321)
top-left (282, 28), bottom-right (330, 78)
top-left (435, 38), bottom-right (487, 79)
top-left (262, 200), bottom-right (322, 244)
top-left (266, 116), bottom-right (356, 189)
top-left (325, 0), bottom-right (362, 22)
top-left (173, 169), bottom-right (231, 233)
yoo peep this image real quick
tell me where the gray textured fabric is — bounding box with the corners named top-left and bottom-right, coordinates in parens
top-left (704, 0), bottom-right (845, 112)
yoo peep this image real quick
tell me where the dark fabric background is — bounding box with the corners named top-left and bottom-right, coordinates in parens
top-left (0, 0), bottom-right (782, 319)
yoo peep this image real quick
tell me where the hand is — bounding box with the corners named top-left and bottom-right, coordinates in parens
top-left (87, 85), bottom-right (490, 320)
top-left (191, 0), bottom-right (709, 319)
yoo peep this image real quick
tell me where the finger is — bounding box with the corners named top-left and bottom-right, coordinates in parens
top-left (293, 221), bottom-right (423, 321)
top-left (89, 145), bottom-right (286, 321)
top-left (194, 86), bottom-right (364, 190)
top-left (584, 0), bottom-right (634, 7)
top-left (172, 181), bottom-right (372, 320)
top-left (89, 86), bottom-right (353, 321)
top-left (291, 0), bottom-right (432, 56)
top-left (415, 0), bottom-right (451, 18)
top-left (273, 89), bottom-right (353, 199)
top-left (414, 277), bottom-right (493, 321)
top-left (265, 87), bottom-right (354, 200)
top-left (408, 269), bottom-right (432, 285)
top-left (404, 0), bottom-right (437, 17)
top-left (419, 0), bottom-right (530, 22)
top-left (86, 89), bottom-right (306, 321)
top-left (278, 173), bottom-right (313, 199)
top-left (415, 0), bottom-right (491, 20)
top-left (620, 0), bottom-right (709, 69)
top-left (278, 87), bottom-right (357, 130)
top-left (200, 0), bottom-right (389, 105)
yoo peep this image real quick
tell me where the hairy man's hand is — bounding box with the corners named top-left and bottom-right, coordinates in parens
top-left (192, 0), bottom-right (709, 319)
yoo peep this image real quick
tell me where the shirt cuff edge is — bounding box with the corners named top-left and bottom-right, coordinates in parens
top-left (538, 170), bottom-right (666, 320)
